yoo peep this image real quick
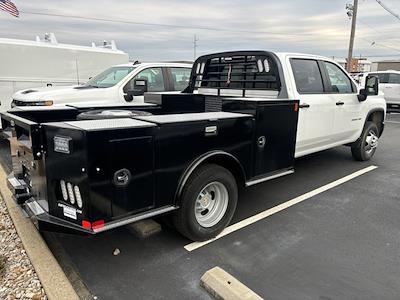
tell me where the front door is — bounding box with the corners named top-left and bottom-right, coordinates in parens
top-left (289, 58), bottom-right (335, 156)
top-left (122, 67), bottom-right (167, 103)
top-left (321, 61), bottom-right (362, 143)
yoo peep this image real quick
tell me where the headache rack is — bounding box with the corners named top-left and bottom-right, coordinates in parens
top-left (189, 51), bottom-right (286, 98)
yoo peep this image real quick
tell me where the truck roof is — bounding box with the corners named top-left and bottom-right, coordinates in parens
top-left (0, 37), bottom-right (126, 54)
top-left (274, 52), bottom-right (335, 62)
top-left (114, 62), bottom-right (192, 68)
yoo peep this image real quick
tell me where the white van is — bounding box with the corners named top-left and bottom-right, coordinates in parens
top-left (11, 62), bottom-right (192, 107)
top-left (0, 33), bottom-right (129, 111)
top-left (367, 71), bottom-right (400, 112)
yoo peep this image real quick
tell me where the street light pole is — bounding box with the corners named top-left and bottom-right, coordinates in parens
top-left (193, 34), bottom-right (199, 62)
top-left (347, 0), bottom-right (359, 72)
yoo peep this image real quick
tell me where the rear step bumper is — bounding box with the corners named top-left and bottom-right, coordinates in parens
top-left (7, 173), bottom-right (93, 235)
top-left (7, 173), bottom-right (179, 235)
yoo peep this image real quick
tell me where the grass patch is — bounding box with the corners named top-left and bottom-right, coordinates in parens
top-left (0, 255), bottom-right (6, 275)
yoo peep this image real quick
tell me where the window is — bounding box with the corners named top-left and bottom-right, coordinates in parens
top-left (388, 73), bottom-right (400, 84)
top-left (170, 68), bottom-right (191, 91)
top-left (86, 66), bottom-right (136, 88)
top-left (291, 59), bottom-right (324, 93)
top-left (369, 73), bottom-right (389, 84)
top-left (125, 67), bottom-right (165, 93)
top-left (324, 62), bottom-right (354, 93)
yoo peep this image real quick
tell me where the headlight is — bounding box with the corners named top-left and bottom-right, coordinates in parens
top-left (33, 100), bottom-right (53, 106)
top-left (12, 100), bottom-right (53, 107)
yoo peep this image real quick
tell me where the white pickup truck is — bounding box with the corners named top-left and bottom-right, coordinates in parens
top-left (1, 51), bottom-right (386, 241)
top-left (10, 62), bottom-right (192, 107)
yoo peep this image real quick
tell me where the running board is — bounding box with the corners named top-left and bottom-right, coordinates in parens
top-left (93, 205), bottom-right (178, 233)
top-left (245, 169), bottom-right (294, 187)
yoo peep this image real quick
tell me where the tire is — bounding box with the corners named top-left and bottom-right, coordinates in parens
top-left (76, 109), bottom-right (152, 120)
top-left (173, 164), bottom-right (238, 241)
top-left (351, 121), bottom-right (379, 161)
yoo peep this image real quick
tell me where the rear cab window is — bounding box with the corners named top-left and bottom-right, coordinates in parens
top-left (170, 67), bottom-right (191, 91)
top-left (388, 73), bottom-right (400, 84)
top-left (290, 59), bottom-right (324, 93)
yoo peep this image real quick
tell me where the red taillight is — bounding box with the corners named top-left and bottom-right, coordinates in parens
top-left (92, 220), bottom-right (104, 229)
top-left (82, 220), bottom-right (91, 229)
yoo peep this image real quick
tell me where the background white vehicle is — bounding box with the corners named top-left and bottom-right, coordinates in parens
top-left (0, 33), bottom-right (129, 112)
top-left (366, 71), bottom-right (400, 113)
top-left (11, 62), bottom-right (192, 107)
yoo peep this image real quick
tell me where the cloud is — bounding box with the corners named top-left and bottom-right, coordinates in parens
top-left (0, 0), bottom-right (399, 61)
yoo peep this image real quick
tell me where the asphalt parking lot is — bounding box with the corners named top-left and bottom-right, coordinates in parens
top-left (1, 114), bottom-right (400, 300)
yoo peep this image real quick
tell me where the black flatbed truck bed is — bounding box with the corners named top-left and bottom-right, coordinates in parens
top-left (0, 51), bottom-right (299, 241)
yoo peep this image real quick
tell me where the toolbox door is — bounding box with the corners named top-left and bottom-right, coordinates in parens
top-left (108, 136), bottom-right (155, 217)
top-left (253, 103), bottom-right (298, 176)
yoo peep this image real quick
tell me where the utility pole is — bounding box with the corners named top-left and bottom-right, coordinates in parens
top-left (346, 0), bottom-right (358, 72)
top-left (193, 34), bottom-right (199, 62)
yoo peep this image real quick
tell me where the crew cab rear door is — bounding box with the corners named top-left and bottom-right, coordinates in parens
top-left (289, 57), bottom-right (335, 156)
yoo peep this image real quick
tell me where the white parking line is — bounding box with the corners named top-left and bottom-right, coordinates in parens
top-left (184, 165), bottom-right (378, 252)
top-left (386, 121), bottom-right (400, 124)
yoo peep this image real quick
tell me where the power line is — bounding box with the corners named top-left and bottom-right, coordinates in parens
top-left (19, 10), bottom-right (315, 37)
top-left (376, 0), bottom-right (400, 21)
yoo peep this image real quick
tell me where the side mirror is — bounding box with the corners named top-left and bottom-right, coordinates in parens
top-left (358, 75), bottom-right (378, 102)
top-left (123, 78), bottom-right (148, 102)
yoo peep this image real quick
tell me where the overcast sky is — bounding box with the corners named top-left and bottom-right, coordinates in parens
top-left (0, 0), bottom-right (399, 61)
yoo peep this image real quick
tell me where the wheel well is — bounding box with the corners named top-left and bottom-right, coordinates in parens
top-left (367, 110), bottom-right (384, 136)
top-left (176, 152), bottom-right (246, 200)
top-left (203, 154), bottom-right (246, 188)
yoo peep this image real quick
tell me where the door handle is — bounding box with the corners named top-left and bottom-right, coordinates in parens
top-left (336, 101), bottom-right (345, 106)
top-left (299, 103), bottom-right (310, 108)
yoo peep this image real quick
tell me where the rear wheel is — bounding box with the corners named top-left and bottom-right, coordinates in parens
top-left (173, 164), bottom-right (238, 241)
top-left (351, 121), bottom-right (379, 161)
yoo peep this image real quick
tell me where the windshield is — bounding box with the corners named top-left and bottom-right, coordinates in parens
top-left (86, 66), bottom-right (136, 88)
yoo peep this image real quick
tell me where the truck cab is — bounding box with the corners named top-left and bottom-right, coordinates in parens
top-left (11, 62), bottom-right (192, 107)
top-left (277, 53), bottom-right (386, 158)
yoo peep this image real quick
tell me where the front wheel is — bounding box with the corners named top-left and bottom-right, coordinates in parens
top-left (351, 121), bottom-right (379, 161)
top-left (173, 164), bottom-right (238, 241)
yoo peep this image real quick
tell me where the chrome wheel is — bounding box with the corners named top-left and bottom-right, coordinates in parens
top-left (194, 181), bottom-right (229, 228)
top-left (365, 130), bottom-right (378, 154)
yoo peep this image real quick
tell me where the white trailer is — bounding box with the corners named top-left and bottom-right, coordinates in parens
top-left (0, 33), bottom-right (129, 111)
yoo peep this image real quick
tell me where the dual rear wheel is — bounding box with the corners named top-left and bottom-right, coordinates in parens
top-left (173, 164), bottom-right (238, 242)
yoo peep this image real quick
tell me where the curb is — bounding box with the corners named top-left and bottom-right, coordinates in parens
top-left (0, 164), bottom-right (80, 300)
top-left (200, 266), bottom-right (263, 300)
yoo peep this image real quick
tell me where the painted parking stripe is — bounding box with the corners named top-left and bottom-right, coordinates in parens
top-left (184, 165), bottom-right (378, 252)
top-left (386, 121), bottom-right (400, 124)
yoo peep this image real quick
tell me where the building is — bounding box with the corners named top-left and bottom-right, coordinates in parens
top-left (371, 60), bottom-right (400, 72)
top-left (333, 57), bottom-right (372, 73)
